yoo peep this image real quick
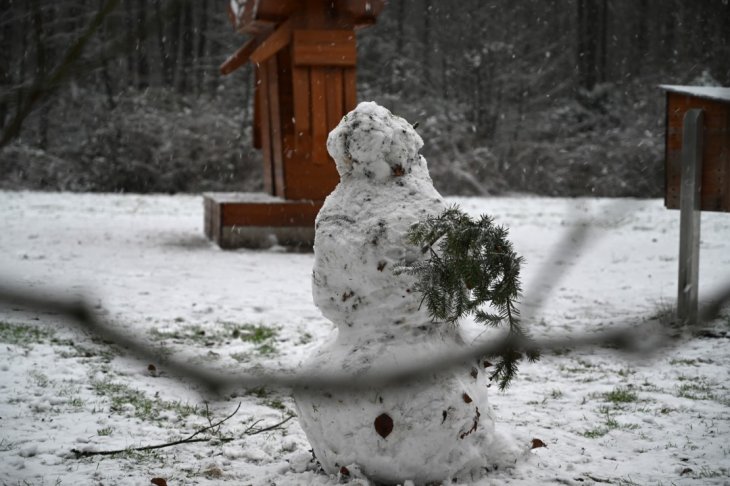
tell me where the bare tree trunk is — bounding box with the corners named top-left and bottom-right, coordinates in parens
top-left (168, 0), bottom-right (182, 89)
top-left (98, 0), bottom-right (116, 109)
top-left (18, 0), bottom-right (29, 113)
top-left (179, 0), bottom-right (193, 93)
top-left (598, 0), bottom-right (608, 83)
top-left (721, 2), bottom-right (730, 84)
top-left (441, 49), bottom-right (448, 101)
top-left (123, 0), bottom-right (134, 87)
top-left (31, 0), bottom-right (49, 148)
top-left (396, 0), bottom-right (405, 56)
top-left (136, 0), bottom-right (149, 89)
top-left (661, 1), bottom-right (676, 65)
top-left (154, 0), bottom-right (172, 86)
top-left (242, 65), bottom-right (252, 127)
top-left (633, 0), bottom-right (649, 76)
top-left (0, 0), bottom-right (11, 130)
top-left (576, 0), bottom-right (600, 90)
top-left (422, 0), bottom-right (431, 91)
top-left (196, 0), bottom-right (209, 93)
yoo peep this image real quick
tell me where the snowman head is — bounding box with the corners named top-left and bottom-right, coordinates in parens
top-left (327, 102), bottom-right (424, 181)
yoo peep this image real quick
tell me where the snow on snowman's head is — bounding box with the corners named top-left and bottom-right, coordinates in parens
top-left (326, 101), bottom-right (424, 181)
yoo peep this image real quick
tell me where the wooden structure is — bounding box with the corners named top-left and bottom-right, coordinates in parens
top-left (204, 0), bottom-right (385, 248)
top-left (661, 85), bottom-right (730, 324)
top-left (664, 86), bottom-right (730, 212)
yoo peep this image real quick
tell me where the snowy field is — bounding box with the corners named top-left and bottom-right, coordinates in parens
top-left (1, 190), bottom-right (729, 485)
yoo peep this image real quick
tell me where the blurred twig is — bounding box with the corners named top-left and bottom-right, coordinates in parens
top-left (1, 279), bottom-right (728, 394)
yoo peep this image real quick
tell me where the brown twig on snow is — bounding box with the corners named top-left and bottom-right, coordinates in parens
top-left (70, 402), bottom-right (243, 458)
top-left (244, 415), bottom-right (295, 436)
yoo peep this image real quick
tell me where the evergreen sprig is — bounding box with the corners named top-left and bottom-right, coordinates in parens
top-left (397, 205), bottom-right (539, 389)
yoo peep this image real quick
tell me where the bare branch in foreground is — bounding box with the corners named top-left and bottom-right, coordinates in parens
top-left (1, 280), bottom-right (728, 395)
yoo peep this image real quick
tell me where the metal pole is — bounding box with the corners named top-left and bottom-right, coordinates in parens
top-left (677, 109), bottom-right (704, 326)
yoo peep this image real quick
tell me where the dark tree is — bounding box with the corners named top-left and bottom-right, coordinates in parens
top-left (136, 0), bottom-right (149, 89)
top-left (178, 0), bottom-right (194, 93)
top-left (196, 0), bottom-right (209, 93)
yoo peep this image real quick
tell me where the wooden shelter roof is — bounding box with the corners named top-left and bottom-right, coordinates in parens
top-left (660, 85), bottom-right (730, 103)
top-left (227, 0), bottom-right (385, 35)
top-left (221, 0), bottom-right (384, 75)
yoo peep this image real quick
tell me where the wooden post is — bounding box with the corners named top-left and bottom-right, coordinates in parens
top-left (677, 109), bottom-right (704, 325)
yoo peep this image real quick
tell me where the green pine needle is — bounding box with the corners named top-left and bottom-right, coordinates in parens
top-left (396, 205), bottom-right (539, 389)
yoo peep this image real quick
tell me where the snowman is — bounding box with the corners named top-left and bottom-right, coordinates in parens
top-left (294, 102), bottom-right (498, 484)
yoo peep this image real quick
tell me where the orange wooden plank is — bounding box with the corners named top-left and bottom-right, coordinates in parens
top-left (285, 156), bottom-right (340, 200)
top-left (220, 200), bottom-right (323, 227)
top-left (343, 67), bottom-right (357, 111)
top-left (292, 67), bottom-right (311, 139)
top-left (275, 47), bottom-right (297, 190)
top-left (220, 38), bottom-right (259, 75)
top-left (310, 68), bottom-right (328, 166)
top-left (293, 29), bottom-right (356, 66)
top-left (325, 68), bottom-right (344, 131)
top-left (250, 18), bottom-right (293, 64)
top-left (258, 61), bottom-right (274, 194)
top-left (267, 56), bottom-right (286, 197)
top-left (664, 93), bottom-right (730, 212)
top-left (305, 0), bottom-right (328, 27)
top-left (276, 47), bottom-right (295, 137)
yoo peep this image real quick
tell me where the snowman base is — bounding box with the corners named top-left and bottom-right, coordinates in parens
top-left (294, 335), bottom-right (497, 485)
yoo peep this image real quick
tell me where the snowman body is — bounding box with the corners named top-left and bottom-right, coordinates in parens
top-left (294, 102), bottom-right (495, 484)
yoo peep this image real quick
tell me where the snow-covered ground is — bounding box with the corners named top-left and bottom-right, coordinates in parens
top-left (0, 190), bottom-right (728, 485)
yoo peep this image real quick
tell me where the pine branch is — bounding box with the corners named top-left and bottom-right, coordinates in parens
top-left (398, 204), bottom-right (539, 389)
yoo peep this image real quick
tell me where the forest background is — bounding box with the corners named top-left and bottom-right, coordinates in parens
top-left (1, 0), bottom-right (728, 197)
